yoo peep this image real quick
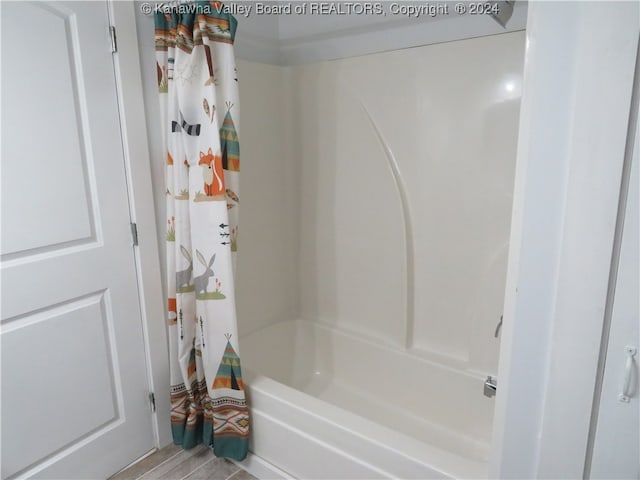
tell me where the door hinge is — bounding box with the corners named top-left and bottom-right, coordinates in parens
top-left (109, 25), bottom-right (117, 53)
top-left (130, 222), bottom-right (139, 246)
top-left (149, 392), bottom-right (156, 413)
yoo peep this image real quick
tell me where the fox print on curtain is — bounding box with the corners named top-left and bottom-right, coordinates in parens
top-left (155, 1), bottom-right (248, 461)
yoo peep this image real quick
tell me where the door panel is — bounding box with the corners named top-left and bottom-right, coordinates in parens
top-left (2, 294), bottom-right (118, 475)
top-left (1, 1), bottom-right (95, 256)
top-left (590, 101), bottom-right (639, 477)
top-left (1, 2), bottom-right (155, 478)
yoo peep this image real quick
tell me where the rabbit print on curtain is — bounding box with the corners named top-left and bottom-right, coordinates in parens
top-left (155, 1), bottom-right (248, 461)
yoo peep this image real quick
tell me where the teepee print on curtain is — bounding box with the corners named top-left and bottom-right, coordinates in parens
top-left (210, 334), bottom-right (249, 457)
top-left (156, 1), bottom-right (248, 461)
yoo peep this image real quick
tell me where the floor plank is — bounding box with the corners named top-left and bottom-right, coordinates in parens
top-left (112, 443), bottom-right (256, 480)
top-left (139, 446), bottom-right (211, 480)
top-left (110, 445), bottom-right (183, 480)
top-left (227, 469), bottom-right (256, 480)
top-left (182, 457), bottom-right (240, 480)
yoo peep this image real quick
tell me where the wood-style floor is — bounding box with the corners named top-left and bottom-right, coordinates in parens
top-left (110, 444), bottom-right (256, 480)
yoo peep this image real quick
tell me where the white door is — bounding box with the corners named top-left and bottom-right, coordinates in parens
top-left (1, 2), bottom-right (155, 478)
top-left (589, 106), bottom-right (639, 475)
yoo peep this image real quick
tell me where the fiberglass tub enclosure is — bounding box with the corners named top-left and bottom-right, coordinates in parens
top-left (233, 27), bottom-right (526, 479)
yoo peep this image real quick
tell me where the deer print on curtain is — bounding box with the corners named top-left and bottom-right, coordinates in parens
top-left (155, 1), bottom-right (248, 461)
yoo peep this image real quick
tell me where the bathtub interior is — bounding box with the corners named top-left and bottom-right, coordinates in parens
top-left (241, 319), bottom-right (494, 463)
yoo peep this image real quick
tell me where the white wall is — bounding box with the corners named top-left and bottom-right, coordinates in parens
top-left (293, 31), bottom-right (525, 375)
top-left (134, 10), bottom-right (299, 337)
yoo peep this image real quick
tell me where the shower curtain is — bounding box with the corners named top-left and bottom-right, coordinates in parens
top-left (155, 2), bottom-right (248, 461)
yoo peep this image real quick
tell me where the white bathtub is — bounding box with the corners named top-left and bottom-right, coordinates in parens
top-left (238, 320), bottom-right (494, 479)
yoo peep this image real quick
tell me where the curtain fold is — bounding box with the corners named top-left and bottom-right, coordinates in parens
top-left (155, 1), bottom-right (248, 461)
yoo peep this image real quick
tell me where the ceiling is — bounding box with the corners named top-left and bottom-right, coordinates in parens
top-left (234, 1), bottom-right (528, 65)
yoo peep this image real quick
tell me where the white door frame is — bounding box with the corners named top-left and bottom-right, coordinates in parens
top-left (108, 1), bottom-right (171, 449)
top-left (490, 2), bottom-right (639, 478)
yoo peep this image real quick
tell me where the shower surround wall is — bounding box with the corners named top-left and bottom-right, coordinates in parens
top-left (294, 32), bottom-right (523, 373)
